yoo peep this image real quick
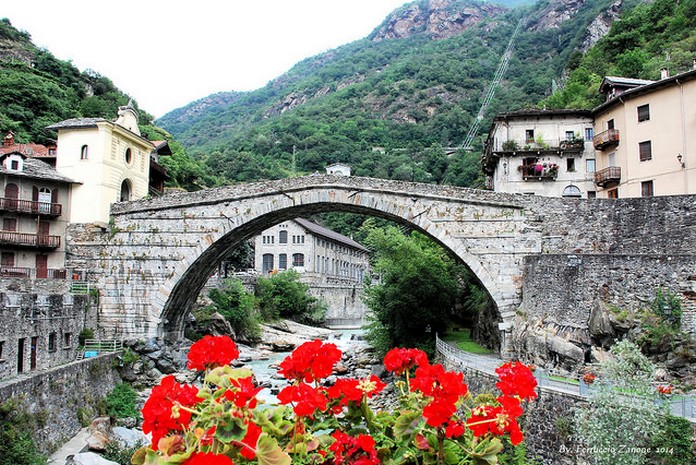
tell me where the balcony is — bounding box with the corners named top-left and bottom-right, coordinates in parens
top-left (520, 163), bottom-right (559, 181)
top-left (0, 267), bottom-right (66, 279)
top-left (0, 197), bottom-right (62, 217)
top-left (497, 138), bottom-right (585, 155)
top-left (594, 166), bottom-right (622, 187)
top-left (0, 231), bottom-right (61, 249)
top-left (593, 129), bottom-right (620, 150)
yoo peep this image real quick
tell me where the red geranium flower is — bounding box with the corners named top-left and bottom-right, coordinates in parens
top-left (383, 347), bottom-right (428, 375)
top-left (239, 421), bottom-right (262, 460)
top-left (495, 361), bottom-right (538, 400)
top-left (142, 375), bottom-right (202, 450)
top-left (277, 383), bottom-right (328, 417)
top-left (187, 335), bottom-right (240, 371)
top-left (330, 431), bottom-right (379, 465)
top-left (182, 452), bottom-right (234, 465)
top-left (278, 339), bottom-right (342, 383)
top-left (222, 376), bottom-right (263, 409)
top-left (411, 363), bottom-right (469, 427)
top-left (657, 385), bottom-right (673, 395)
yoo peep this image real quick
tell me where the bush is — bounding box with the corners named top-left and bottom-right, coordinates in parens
top-left (256, 270), bottom-right (326, 325)
top-left (647, 415), bottom-right (696, 465)
top-left (78, 328), bottom-right (94, 346)
top-left (105, 383), bottom-right (138, 419)
top-left (0, 399), bottom-right (46, 465)
top-left (208, 278), bottom-right (261, 339)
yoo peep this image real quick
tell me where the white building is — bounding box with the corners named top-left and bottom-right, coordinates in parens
top-left (254, 218), bottom-right (369, 285)
top-left (483, 110), bottom-right (597, 198)
top-left (325, 163), bottom-right (352, 176)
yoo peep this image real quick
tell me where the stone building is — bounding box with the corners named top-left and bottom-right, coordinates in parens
top-left (483, 110), bottom-right (597, 198)
top-left (592, 68), bottom-right (696, 198)
top-left (254, 218), bottom-right (369, 284)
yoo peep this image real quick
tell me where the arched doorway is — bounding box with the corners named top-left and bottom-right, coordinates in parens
top-left (120, 179), bottom-right (132, 201)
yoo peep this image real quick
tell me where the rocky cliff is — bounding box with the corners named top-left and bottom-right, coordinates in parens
top-left (371, 0), bottom-right (506, 41)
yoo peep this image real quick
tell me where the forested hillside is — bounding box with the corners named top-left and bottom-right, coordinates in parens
top-left (542, 0), bottom-right (696, 109)
top-left (0, 18), bottom-right (210, 190)
top-left (157, 0), bottom-right (632, 187)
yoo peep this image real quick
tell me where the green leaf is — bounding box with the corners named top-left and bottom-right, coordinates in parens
top-left (255, 434), bottom-right (292, 465)
top-left (393, 410), bottom-right (422, 438)
top-left (215, 417), bottom-right (246, 443)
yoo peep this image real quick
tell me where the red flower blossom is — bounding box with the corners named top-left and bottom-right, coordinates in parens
top-left (277, 383), bottom-right (328, 417)
top-left (187, 335), bottom-right (240, 371)
top-left (445, 420), bottom-right (466, 438)
top-left (582, 373), bottom-right (596, 385)
top-left (467, 401), bottom-right (525, 445)
top-left (411, 363), bottom-right (469, 427)
top-left (222, 376), bottom-right (263, 409)
top-left (383, 347), bottom-right (428, 375)
top-left (182, 452), bottom-right (234, 465)
top-left (239, 421), bottom-right (262, 460)
top-left (495, 361), bottom-right (538, 400)
top-left (657, 385), bottom-right (673, 395)
top-left (329, 431), bottom-right (380, 465)
top-left (142, 375), bottom-right (201, 450)
top-left (278, 339), bottom-right (342, 383)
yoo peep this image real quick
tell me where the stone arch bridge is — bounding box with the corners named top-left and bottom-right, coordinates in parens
top-left (66, 176), bottom-right (696, 350)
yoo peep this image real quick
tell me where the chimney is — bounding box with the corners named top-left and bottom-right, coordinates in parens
top-left (3, 131), bottom-right (14, 147)
top-left (660, 68), bottom-right (670, 79)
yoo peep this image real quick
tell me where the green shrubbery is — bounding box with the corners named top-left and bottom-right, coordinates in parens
top-left (0, 399), bottom-right (46, 465)
top-left (105, 383), bottom-right (138, 419)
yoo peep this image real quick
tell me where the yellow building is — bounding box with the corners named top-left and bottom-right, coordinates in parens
top-left (592, 68), bottom-right (696, 197)
top-left (46, 104), bottom-right (154, 224)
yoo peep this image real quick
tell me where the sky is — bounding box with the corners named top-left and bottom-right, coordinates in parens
top-left (3, 0), bottom-right (412, 118)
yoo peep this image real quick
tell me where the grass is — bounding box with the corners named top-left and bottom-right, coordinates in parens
top-left (442, 328), bottom-right (494, 354)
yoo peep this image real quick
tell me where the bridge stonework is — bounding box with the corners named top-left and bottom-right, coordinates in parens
top-left (65, 176), bottom-right (696, 350)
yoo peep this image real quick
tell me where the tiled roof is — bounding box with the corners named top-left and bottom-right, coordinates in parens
top-left (0, 152), bottom-right (77, 183)
top-left (294, 218), bottom-right (369, 252)
top-left (45, 117), bottom-right (107, 130)
top-left (602, 76), bottom-right (655, 87)
top-left (0, 142), bottom-right (54, 157)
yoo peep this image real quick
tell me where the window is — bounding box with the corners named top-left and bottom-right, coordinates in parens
top-left (278, 253), bottom-right (287, 270)
top-left (584, 128), bottom-right (594, 141)
top-left (607, 119), bottom-right (614, 130)
top-left (292, 253), bottom-right (305, 267)
top-left (587, 191), bottom-right (596, 199)
top-left (586, 159), bottom-right (596, 173)
top-left (279, 231), bottom-right (288, 244)
top-left (120, 179), bottom-right (131, 201)
top-left (48, 332), bottom-right (57, 352)
top-left (10, 160), bottom-right (19, 170)
top-left (3, 218), bottom-right (17, 231)
top-left (1, 252), bottom-right (14, 267)
top-left (300, 235), bottom-right (305, 244)
top-left (63, 333), bottom-right (71, 348)
top-left (639, 141), bottom-right (652, 161)
top-left (562, 185), bottom-right (582, 198)
top-left (641, 180), bottom-right (654, 197)
top-left (124, 147), bottom-right (133, 164)
top-left (0, 340), bottom-right (4, 360)
top-left (565, 131), bottom-right (575, 141)
top-left (262, 254), bottom-right (274, 274)
top-left (608, 189), bottom-right (619, 199)
top-left (80, 145), bottom-right (89, 160)
top-left (525, 129), bottom-right (534, 143)
top-left (637, 104), bottom-right (650, 122)
top-left (566, 158), bottom-right (576, 172)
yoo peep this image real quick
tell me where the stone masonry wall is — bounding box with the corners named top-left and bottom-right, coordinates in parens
top-left (0, 278), bottom-right (95, 380)
top-left (0, 353), bottom-right (120, 454)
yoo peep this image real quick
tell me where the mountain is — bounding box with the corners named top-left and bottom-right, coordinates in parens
top-left (156, 0), bottom-right (628, 186)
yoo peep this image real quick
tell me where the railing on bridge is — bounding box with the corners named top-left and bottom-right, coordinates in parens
top-left (435, 335), bottom-right (695, 420)
top-left (77, 339), bottom-right (124, 359)
top-left (324, 317), bottom-right (367, 328)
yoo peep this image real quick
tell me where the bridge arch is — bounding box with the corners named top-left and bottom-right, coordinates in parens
top-left (80, 176), bottom-right (534, 346)
top-left (158, 201), bottom-right (502, 341)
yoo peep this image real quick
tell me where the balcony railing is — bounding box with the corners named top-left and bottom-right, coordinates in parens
top-left (0, 197), bottom-right (62, 216)
top-left (593, 129), bottom-right (620, 150)
top-left (497, 138), bottom-right (585, 154)
top-left (0, 231), bottom-right (61, 249)
top-left (0, 267), bottom-right (66, 279)
top-left (594, 166), bottom-right (622, 187)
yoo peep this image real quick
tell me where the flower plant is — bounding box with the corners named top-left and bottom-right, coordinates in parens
top-left (134, 336), bottom-right (537, 465)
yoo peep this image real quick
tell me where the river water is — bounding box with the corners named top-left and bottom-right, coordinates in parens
top-left (245, 329), bottom-right (366, 405)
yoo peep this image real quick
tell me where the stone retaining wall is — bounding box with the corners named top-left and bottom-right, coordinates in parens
top-left (0, 353), bottom-right (120, 454)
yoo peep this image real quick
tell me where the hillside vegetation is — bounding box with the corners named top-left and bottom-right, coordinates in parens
top-left (0, 18), bottom-right (210, 190)
top-left (157, 0), bottom-right (629, 186)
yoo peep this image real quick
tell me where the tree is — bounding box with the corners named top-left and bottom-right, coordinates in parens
top-left (207, 279), bottom-right (260, 340)
top-left (362, 226), bottom-right (462, 355)
top-left (255, 270), bottom-right (327, 326)
top-left (575, 340), bottom-right (666, 465)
